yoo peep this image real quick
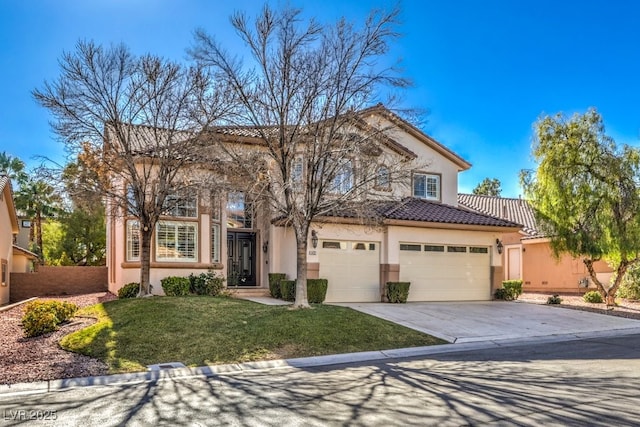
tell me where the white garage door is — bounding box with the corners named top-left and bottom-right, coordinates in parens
top-left (399, 243), bottom-right (490, 301)
top-left (319, 240), bottom-right (380, 302)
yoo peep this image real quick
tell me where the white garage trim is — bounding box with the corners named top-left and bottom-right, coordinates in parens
top-left (399, 242), bottom-right (491, 301)
top-left (319, 240), bottom-right (381, 303)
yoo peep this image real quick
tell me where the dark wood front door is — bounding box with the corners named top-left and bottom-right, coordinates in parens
top-left (227, 231), bottom-right (256, 286)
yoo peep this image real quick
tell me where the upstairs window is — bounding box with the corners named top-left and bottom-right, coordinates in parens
top-left (163, 193), bottom-right (197, 218)
top-left (375, 165), bottom-right (390, 190)
top-left (291, 156), bottom-right (304, 189)
top-left (413, 173), bottom-right (440, 201)
top-left (331, 159), bottom-right (354, 194)
top-left (227, 191), bottom-right (253, 229)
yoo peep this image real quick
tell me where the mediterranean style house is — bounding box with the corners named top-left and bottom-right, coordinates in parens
top-left (107, 105), bottom-right (521, 302)
top-left (458, 193), bottom-right (612, 293)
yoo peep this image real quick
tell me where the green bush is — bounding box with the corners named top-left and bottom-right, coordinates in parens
top-left (189, 271), bottom-right (225, 296)
top-left (280, 280), bottom-right (296, 302)
top-left (307, 279), bottom-right (328, 304)
top-left (268, 273), bottom-right (287, 299)
top-left (161, 276), bottom-right (191, 296)
top-left (583, 290), bottom-right (604, 304)
top-left (494, 288), bottom-right (512, 301)
top-left (386, 282), bottom-right (410, 303)
top-left (21, 300), bottom-right (79, 338)
top-left (618, 265), bottom-right (640, 300)
top-left (118, 282), bottom-right (140, 299)
top-left (502, 280), bottom-right (523, 300)
top-left (547, 294), bottom-right (562, 305)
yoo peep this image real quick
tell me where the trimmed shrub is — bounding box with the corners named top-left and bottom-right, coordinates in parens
top-left (494, 288), bottom-right (512, 301)
top-left (189, 271), bottom-right (225, 296)
top-left (280, 280), bottom-right (296, 302)
top-left (386, 282), bottom-right (410, 303)
top-left (307, 279), bottom-right (328, 304)
top-left (583, 290), bottom-right (604, 304)
top-left (161, 276), bottom-right (191, 296)
top-left (547, 294), bottom-right (562, 305)
top-left (502, 280), bottom-right (523, 300)
top-left (118, 282), bottom-right (140, 299)
top-left (21, 300), bottom-right (79, 338)
top-left (268, 273), bottom-right (287, 299)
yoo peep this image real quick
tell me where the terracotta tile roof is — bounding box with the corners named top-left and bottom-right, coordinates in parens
top-left (0, 174), bottom-right (8, 193)
top-left (377, 198), bottom-right (521, 228)
top-left (315, 198), bottom-right (521, 229)
top-left (457, 193), bottom-right (539, 236)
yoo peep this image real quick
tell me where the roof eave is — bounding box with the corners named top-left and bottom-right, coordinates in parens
top-left (360, 105), bottom-right (472, 171)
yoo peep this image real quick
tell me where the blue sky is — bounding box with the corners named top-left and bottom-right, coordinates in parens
top-left (1, 0), bottom-right (639, 197)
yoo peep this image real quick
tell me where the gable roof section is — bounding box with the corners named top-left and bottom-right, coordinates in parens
top-left (359, 104), bottom-right (472, 171)
top-left (457, 193), bottom-right (539, 237)
top-left (209, 112), bottom-right (418, 159)
top-left (378, 198), bottom-right (521, 228)
top-left (0, 174), bottom-right (19, 234)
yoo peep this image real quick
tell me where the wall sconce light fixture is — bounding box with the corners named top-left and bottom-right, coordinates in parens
top-left (311, 230), bottom-right (318, 249)
top-left (262, 240), bottom-right (269, 253)
top-left (496, 238), bottom-right (503, 255)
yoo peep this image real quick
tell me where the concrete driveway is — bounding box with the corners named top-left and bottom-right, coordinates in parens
top-left (335, 301), bottom-right (640, 343)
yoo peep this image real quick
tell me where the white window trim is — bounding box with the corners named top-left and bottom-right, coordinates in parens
top-left (155, 220), bottom-right (198, 262)
top-left (413, 173), bottom-right (441, 201)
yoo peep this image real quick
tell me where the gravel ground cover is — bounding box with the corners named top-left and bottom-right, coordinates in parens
top-left (0, 292), bottom-right (117, 385)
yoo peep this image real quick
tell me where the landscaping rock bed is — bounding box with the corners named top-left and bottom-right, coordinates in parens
top-left (520, 292), bottom-right (640, 320)
top-left (0, 292), bottom-right (117, 385)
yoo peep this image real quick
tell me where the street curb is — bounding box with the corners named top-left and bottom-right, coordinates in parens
top-left (3, 326), bottom-right (640, 397)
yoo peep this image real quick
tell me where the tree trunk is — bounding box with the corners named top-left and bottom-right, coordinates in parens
top-left (293, 229), bottom-right (310, 309)
top-left (585, 258), bottom-right (629, 308)
top-left (605, 263), bottom-right (630, 307)
top-left (36, 211), bottom-right (43, 259)
top-left (138, 224), bottom-right (153, 296)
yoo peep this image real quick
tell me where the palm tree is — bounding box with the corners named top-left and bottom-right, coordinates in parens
top-left (14, 179), bottom-right (62, 258)
top-left (0, 151), bottom-right (28, 185)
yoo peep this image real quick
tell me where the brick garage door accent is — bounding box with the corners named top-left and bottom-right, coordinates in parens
top-left (10, 266), bottom-right (107, 302)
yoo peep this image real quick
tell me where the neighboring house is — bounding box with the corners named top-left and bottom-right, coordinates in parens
top-left (107, 105), bottom-right (521, 302)
top-left (458, 193), bottom-right (613, 293)
top-left (12, 245), bottom-right (38, 273)
top-left (0, 174), bottom-right (19, 305)
top-left (15, 215), bottom-right (33, 250)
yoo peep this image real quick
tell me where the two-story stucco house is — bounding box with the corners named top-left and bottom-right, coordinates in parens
top-left (107, 105), bottom-right (521, 302)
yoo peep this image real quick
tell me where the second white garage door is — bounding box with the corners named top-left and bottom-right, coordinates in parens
top-left (319, 240), bottom-right (380, 302)
top-left (399, 243), bottom-right (491, 301)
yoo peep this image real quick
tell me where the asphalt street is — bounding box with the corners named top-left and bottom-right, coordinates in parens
top-left (1, 333), bottom-right (640, 426)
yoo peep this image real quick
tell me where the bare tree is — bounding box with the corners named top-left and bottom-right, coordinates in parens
top-left (191, 5), bottom-right (412, 308)
top-left (34, 41), bottom-right (229, 295)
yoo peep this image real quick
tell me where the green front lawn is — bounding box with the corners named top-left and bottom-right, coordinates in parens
top-left (61, 296), bottom-right (445, 373)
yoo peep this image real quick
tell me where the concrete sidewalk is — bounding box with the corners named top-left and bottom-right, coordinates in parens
top-left (333, 301), bottom-right (640, 343)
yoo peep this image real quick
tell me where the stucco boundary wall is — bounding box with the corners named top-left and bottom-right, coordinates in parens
top-left (10, 266), bottom-right (108, 303)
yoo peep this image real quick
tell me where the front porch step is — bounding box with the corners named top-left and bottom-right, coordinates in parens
top-left (227, 287), bottom-right (271, 298)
